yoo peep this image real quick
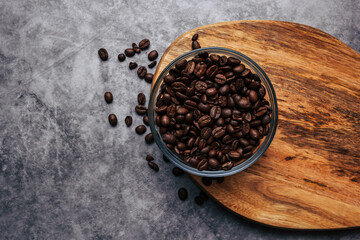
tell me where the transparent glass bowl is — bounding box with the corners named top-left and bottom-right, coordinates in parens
top-left (148, 47), bottom-right (278, 177)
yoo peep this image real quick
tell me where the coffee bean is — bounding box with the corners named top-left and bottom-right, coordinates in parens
top-left (145, 133), bottom-right (154, 143)
top-left (262, 114), bottom-right (270, 125)
top-left (228, 150), bottom-right (242, 160)
top-left (148, 161), bottom-right (159, 172)
top-left (250, 128), bottom-right (260, 140)
top-left (200, 127), bottom-right (212, 139)
top-left (172, 167), bottom-right (184, 176)
top-left (118, 53), bottom-right (126, 62)
top-left (202, 177), bottom-right (212, 186)
top-left (208, 158), bottom-right (219, 169)
top-left (210, 106), bottom-right (221, 119)
top-left (143, 115), bottom-right (149, 126)
top-left (125, 116), bottom-right (132, 126)
top-left (221, 161), bottom-right (233, 170)
top-left (184, 61), bottom-right (196, 74)
top-left (148, 61), bottom-right (157, 68)
top-left (160, 115), bottom-right (170, 127)
top-left (137, 66), bottom-right (147, 79)
top-left (197, 158), bottom-right (208, 171)
top-left (131, 43), bottom-right (141, 53)
top-left (249, 90), bottom-right (258, 103)
top-left (135, 105), bottom-right (147, 115)
top-left (192, 40), bottom-right (201, 50)
top-left (98, 48), bottom-right (108, 61)
top-left (162, 133), bottom-right (176, 144)
top-left (192, 33), bottom-right (199, 41)
top-left (194, 196), bottom-right (204, 205)
top-left (178, 188), bottom-right (188, 200)
top-left (129, 62), bottom-right (138, 70)
top-left (135, 125), bottom-right (146, 134)
top-left (104, 92), bottom-right (113, 103)
top-left (108, 114), bottom-right (117, 126)
top-left (198, 115), bottom-right (211, 127)
top-left (144, 73), bottom-right (154, 83)
top-left (124, 48), bottom-right (135, 57)
top-left (138, 93), bottom-right (146, 105)
top-left (212, 127), bottom-right (225, 138)
top-left (194, 62), bottom-right (207, 77)
top-left (139, 39), bottom-right (150, 50)
top-left (148, 50), bottom-right (158, 61)
top-left (146, 154), bottom-right (154, 161)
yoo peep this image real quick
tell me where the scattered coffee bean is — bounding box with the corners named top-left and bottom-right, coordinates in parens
top-left (178, 188), bottom-right (188, 201)
top-left (138, 93), bottom-right (146, 105)
top-left (132, 43), bottom-right (141, 53)
top-left (146, 154), bottom-right (154, 161)
top-left (135, 105), bottom-right (147, 115)
top-left (148, 50), bottom-right (158, 61)
top-left (172, 167), bottom-right (184, 176)
top-left (144, 73), bottom-right (154, 83)
top-left (108, 114), bottom-right (117, 126)
top-left (192, 33), bottom-right (199, 41)
top-left (192, 41), bottom-right (201, 50)
top-left (118, 53), bottom-right (126, 62)
top-left (139, 39), bottom-right (150, 50)
top-left (194, 196), bottom-right (204, 206)
top-left (124, 48), bottom-right (135, 57)
top-left (98, 48), bottom-right (108, 61)
top-left (148, 161), bottom-right (159, 172)
top-left (148, 61), bottom-right (157, 68)
top-left (163, 155), bottom-right (170, 163)
top-left (129, 62), bottom-right (138, 70)
top-left (145, 133), bottom-right (154, 143)
top-left (125, 116), bottom-right (132, 127)
top-left (137, 66), bottom-right (147, 79)
top-left (135, 125), bottom-right (146, 134)
top-left (202, 177), bottom-right (212, 186)
top-left (104, 92), bottom-right (113, 103)
top-left (143, 115), bottom-right (149, 126)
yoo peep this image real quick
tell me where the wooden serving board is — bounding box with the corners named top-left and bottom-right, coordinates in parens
top-left (152, 20), bottom-right (360, 229)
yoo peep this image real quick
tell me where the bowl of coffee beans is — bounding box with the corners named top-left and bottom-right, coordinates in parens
top-left (148, 47), bottom-right (278, 177)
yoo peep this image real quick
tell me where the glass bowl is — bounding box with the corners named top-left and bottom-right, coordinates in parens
top-left (148, 47), bottom-right (278, 177)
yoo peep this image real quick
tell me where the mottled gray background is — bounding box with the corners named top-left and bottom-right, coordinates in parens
top-left (1, 0), bottom-right (359, 239)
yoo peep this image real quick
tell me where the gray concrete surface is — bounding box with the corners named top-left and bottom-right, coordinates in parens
top-left (1, 0), bottom-right (359, 239)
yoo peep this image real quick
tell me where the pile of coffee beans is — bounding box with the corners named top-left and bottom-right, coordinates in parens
top-left (155, 50), bottom-right (271, 171)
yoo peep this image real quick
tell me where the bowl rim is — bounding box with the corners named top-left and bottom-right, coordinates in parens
top-left (148, 47), bottom-right (278, 177)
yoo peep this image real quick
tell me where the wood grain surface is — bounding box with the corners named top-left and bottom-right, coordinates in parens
top-left (152, 20), bottom-right (360, 229)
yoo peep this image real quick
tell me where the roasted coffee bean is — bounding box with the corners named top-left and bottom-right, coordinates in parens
top-left (214, 74), bottom-right (226, 84)
top-left (194, 62), bottom-right (207, 77)
top-left (242, 122), bottom-right (250, 135)
top-left (210, 106), bottom-right (221, 119)
top-left (144, 73), bottom-right (154, 83)
top-left (98, 48), bottom-right (108, 61)
top-left (228, 150), bottom-right (242, 160)
top-left (160, 115), bottom-right (170, 127)
top-left (146, 154), bottom-right (154, 161)
top-left (249, 128), bottom-right (260, 140)
top-left (175, 59), bottom-right (188, 70)
top-left (178, 188), bottom-right (188, 201)
top-left (198, 115), bottom-right (211, 127)
top-left (137, 66), bottom-right (147, 79)
top-left (208, 158), bottom-right (219, 169)
top-left (135, 125), bottom-right (146, 134)
top-left (200, 127), bottom-right (212, 140)
top-left (192, 40), bottom-right (201, 50)
top-left (212, 127), bottom-right (225, 138)
top-left (255, 106), bottom-right (267, 117)
top-left (192, 33), bottom-right (199, 41)
top-left (129, 62), bottom-right (138, 70)
top-left (262, 114), bottom-right (271, 125)
top-left (135, 105), bottom-right (147, 115)
top-left (197, 158), bottom-right (208, 171)
top-left (258, 86), bottom-right (266, 98)
top-left (148, 161), bottom-right (159, 172)
top-left (202, 177), bottom-right (212, 186)
top-left (118, 53), bottom-right (126, 62)
top-left (206, 65), bottom-right (218, 79)
top-left (132, 43), bottom-right (140, 53)
top-left (148, 61), bottom-right (157, 68)
top-left (206, 87), bottom-right (217, 97)
top-left (173, 167), bottom-right (184, 176)
top-left (104, 92), bottom-right (113, 103)
top-left (138, 93), bottom-right (146, 105)
top-left (108, 114), bottom-right (117, 126)
top-left (141, 115), bottom-right (149, 126)
top-left (237, 97), bottom-right (251, 109)
top-left (145, 133), bottom-right (154, 143)
top-left (221, 161), bottom-right (233, 170)
top-left (162, 133), bottom-right (176, 144)
top-left (221, 108), bottom-right (232, 118)
top-left (125, 116), bottom-right (133, 126)
top-left (249, 90), bottom-right (258, 103)
top-left (139, 39), bottom-right (150, 50)
top-left (227, 57), bottom-right (240, 66)
top-left (124, 48), bottom-right (135, 57)
top-left (233, 64), bottom-right (245, 74)
top-left (148, 50), bottom-right (158, 61)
